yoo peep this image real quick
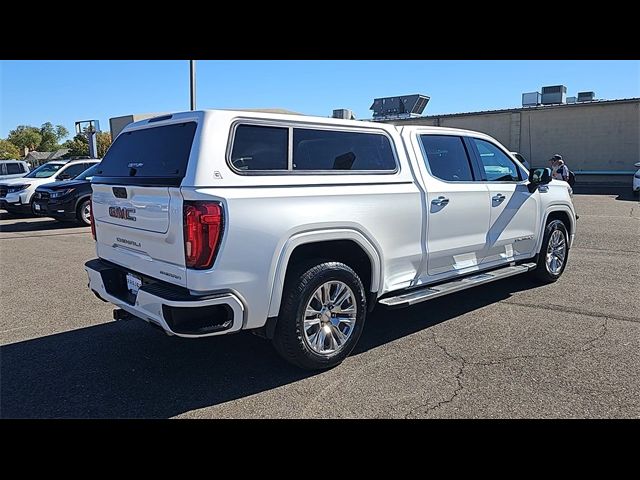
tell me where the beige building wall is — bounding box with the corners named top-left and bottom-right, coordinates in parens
top-left (392, 99), bottom-right (639, 182)
top-left (109, 113), bottom-right (169, 140)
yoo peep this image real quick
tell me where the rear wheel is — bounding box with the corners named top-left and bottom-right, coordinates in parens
top-left (272, 261), bottom-right (366, 370)
top-left (76, 199), bottom-right (91, 226)
top-left (531, 219), bottom-right (569, 283)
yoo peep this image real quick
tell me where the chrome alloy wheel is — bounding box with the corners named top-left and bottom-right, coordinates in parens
top-left (302, 280), bottom-right (357, 355)
top-left (545, 229), bottom-right (567, 274)
top-left (81, 203), bottom-right (91, 225)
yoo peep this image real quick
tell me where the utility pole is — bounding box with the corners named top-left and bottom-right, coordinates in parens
top-left (190, 60), bottom-right (196, 111)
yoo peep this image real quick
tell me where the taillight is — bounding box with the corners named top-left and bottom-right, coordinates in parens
top-left (183, 201), bottom-right (223, 269)
top-left (90, 199), bottom-right (96, 240)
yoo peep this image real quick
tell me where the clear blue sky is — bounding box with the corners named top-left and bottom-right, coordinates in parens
top-left (1, 60), bottom-right (638, 139)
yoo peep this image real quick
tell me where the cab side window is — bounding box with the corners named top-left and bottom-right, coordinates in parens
top-left (419, 135), bottom-right (474, 182)
top-left (6, 163), bottom-right (24, 174)
top-left (472, 138), bottom-right (521, 182)
top-left (59, 163), bottom-right (89, 179)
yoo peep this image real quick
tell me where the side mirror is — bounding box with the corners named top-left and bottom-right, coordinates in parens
top-left (528, 167), bottom-right (552, 192)
top-left (57, 173), bottom-right (71, 181)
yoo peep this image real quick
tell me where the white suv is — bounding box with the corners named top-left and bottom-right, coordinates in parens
top-left (0, 160), bottom-right (30, 180)
top-left (0, 159), bottom-right (99, 214)
top-left (85, 110), bottom-right (576, 369)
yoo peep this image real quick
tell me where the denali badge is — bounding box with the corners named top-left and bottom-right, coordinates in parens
top-left (116, 237), bottom-right (141, 248)
top-left (109, 206), bottom-right (136, 221)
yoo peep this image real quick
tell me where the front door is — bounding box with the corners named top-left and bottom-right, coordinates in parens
top-left (468, 137), bottom-right (539, 264)
top-left (416, 134), bottom-right (491, 277)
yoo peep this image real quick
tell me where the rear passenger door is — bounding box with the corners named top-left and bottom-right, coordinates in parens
top-left (468, 137), bottom-right (539, 264)
top-left (416, 134), bottom-right (491, 277)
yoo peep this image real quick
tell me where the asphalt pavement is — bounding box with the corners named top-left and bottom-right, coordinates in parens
top-left (1, 191), bottom-right (638, 418)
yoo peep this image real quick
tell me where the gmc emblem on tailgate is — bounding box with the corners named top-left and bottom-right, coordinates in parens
top-left (108, 206), bottom-right (136, 221)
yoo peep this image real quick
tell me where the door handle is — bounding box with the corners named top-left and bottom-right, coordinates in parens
top-left (492, 193), bottom-right (506, 202)
top-left (431, 196), bottom-right (449, 206)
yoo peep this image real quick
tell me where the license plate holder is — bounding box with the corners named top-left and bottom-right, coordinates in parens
top-left (126, 272), bottom-right (142, 296)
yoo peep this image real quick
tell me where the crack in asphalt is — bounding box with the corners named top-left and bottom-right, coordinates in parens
top-left (473, 318), bottom-right (608, 367)
top-left (503, 301), bottom-right (639, 325)
top-left (572, 246), bottom-right (640, 256)
top-left (404, 332), bottom-right (465, 418)
top-left (403, 318), bottom-right (609, 418)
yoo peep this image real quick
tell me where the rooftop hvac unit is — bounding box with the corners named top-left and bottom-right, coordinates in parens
top-left (522, 92), bottom-right (541, 107)
top-left (541, 85), bottom-right (567, 105)
top-left (577, 91), bottom-right (596, 102)
top-left (567, 96), bottom-right (577, 104)
top-left (332, 109), bottom-right (355, 120)
top-left (370, 94), bottom-right (430, 120)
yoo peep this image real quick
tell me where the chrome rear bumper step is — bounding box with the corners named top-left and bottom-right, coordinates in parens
top-left (379, 262), bottom-right (537, 308)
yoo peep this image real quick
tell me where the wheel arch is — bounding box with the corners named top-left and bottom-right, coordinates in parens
top-left (536, 205), bottom-right (575, 253)
top-left (267, 229), bottom-right (383, 319)
top-left (75, 194), bottom-right (91, 212)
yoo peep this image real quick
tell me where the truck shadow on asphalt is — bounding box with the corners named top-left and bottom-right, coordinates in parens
top-left (1, 276), bottom-right (538, 418)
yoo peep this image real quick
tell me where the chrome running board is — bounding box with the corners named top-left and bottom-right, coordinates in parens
top-left (378, 262), bottom-right (537, 308)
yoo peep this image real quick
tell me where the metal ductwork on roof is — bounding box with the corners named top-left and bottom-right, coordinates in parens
top-left (332, 109), bottom-right (356, 120)
top-left (370, 94), bottom-right (430, 121)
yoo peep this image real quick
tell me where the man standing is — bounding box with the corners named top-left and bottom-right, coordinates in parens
top-left (549, 154), bottom-right (569, 181)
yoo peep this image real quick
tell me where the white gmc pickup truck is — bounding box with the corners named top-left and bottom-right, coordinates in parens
top-left (85, 109), bottom-right (576, 369)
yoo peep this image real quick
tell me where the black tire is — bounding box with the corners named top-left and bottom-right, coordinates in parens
top-left (272, 261), bottom-right (367, 370)
top-left (530, 219), bottom-right (569, 284)
top-left (76, 199), bottom-right (91, 226)
top-left (29, 200), bottom-right (39, 217)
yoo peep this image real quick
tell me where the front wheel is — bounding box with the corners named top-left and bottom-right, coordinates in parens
top-left (76, 199), bottom-right (91, 226)
top-left (273, 261), bottom-right (367, 370)
top-left (531, 219), bottom-right (569, 283)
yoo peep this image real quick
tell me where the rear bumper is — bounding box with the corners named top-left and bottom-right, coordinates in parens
top-left (85, 258), bottom-right (245, 338)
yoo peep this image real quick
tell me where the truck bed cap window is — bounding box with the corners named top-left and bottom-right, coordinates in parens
top-left (93, 122), bottom-right (197, 186)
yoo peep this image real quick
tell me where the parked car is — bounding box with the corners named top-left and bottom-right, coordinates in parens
top-left (85, 110), bottom-right (576, 370)
top-left (633, 162), bottom-right (640, 196)
top-left (0, 159), bottom-right (99, 214)
top-left (32, 163), bottom-right (100, 225)
top-left (0, 159), bottom-right (30, 180)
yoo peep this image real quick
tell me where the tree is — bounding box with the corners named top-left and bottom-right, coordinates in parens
top-left (63, 132), bottom-right (112, 158)
top-left (7, 126), bottom-right (42, 154)
top-left (6, 122), bottom-right (69, 154)
top-left (0, 139), bottom-right (22, 159)
top-left (38, 122), bottom-right (69, 152)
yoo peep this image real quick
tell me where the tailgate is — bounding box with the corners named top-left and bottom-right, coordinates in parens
top-left (92, 186), bottom-right (187, 286)
top-left (92, 185), bottom-right (171, 233)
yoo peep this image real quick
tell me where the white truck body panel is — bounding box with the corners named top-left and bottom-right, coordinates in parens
top-left (85, 110), bottom-right (576, 338)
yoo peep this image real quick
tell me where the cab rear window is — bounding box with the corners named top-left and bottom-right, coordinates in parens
top-left (93, 122), bottom-right (197, 186)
